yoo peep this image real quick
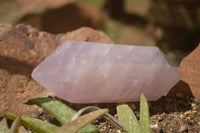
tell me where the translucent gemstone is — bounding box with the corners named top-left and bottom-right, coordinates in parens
top-left (31, 41), bottom-right (183, 103)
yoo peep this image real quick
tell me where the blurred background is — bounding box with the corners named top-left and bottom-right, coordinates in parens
top-left (1, 0), bottom-right (200, 64)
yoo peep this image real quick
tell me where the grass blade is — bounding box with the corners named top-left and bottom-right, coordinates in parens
top-left (117, 104), bottom-right (140, 133)
top-left (26, 97), bottom-right (99, 133)
top-left (26, 98), bottom-right (73, 124)
top-left (10, 115), bottom-right (21, 133)
top-left (0, 118), bottom-right (11, 133)
top-left (54, 109), bottom-right (108, 133)
top-left (140, 94), bottom-right (151, 133)
top-left (4, 112), bottom-right (58, 133)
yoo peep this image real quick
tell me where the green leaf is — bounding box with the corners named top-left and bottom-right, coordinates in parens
top-left (140, 94), bottom-right (151, 133)
top-left (54, 109), bottom-right (108, 133)
top-left (26, 97), bottom-right (99, 133)
top-left (4, 112), bottom-right (58, 133)
top-left (10, 115), bottom-right (21, 133)
top-left (117, 104), bottom-right (140, 133)
top-left (26, 98), bottom-right (73, 124)
top-left (0, 118), bottom-right (11, 133)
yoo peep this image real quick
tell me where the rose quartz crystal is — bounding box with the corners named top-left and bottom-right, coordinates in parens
top-left (31, 41), bottom-right (182, 103)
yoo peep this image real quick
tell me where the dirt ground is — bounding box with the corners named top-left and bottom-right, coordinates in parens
top-left (37, 94), bottom-right (198, 133)
top-left (33, 94), bottom-right (200, 133)
top-left (92, 95), bottom-right (200, 133)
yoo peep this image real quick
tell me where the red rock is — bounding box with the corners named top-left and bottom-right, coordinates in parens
top-left (178, 44), bottom-right (200, 97)
top-left (57, 27), bottom-right (114, 44)
top-left (168, 44), bottom-right (200, 98)
top-left (0, 24), bottom-right (113, 116)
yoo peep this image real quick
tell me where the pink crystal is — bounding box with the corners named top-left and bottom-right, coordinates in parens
top-left (31, 41), bottom-right (183, 103)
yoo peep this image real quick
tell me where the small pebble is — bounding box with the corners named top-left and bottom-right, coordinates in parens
top-left (151, 123), bottom-right (158, 129)
top-left (179, 124), bottom-right (188, 132)
top-left (180, 114), bottom-right (184, 119)
top-left (116, 130), bottom-right (121, 133)
top-left (191, 103), bottom-right (196, 107)
top-left (184, 110), bottom-right (192, 116)
top-left (192, 110), bottom-right (197, 114)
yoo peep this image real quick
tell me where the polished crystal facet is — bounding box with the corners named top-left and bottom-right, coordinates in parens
top-left (31, 41), bottom-right (183, 103)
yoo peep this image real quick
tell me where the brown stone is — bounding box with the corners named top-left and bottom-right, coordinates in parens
top-left (179, 44), bottom-right (200, 97)
top-left (168, 44), bottom-right (200, 98)
top-left (0, 0), bottom-right (101, 34)
top-left (0, 24), bottom-right (113, 116)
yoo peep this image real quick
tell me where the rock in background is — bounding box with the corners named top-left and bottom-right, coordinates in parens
top-left (0, 24), bottom-right (113, 116)
top-left (147, 0), bottom-right (200, 52)
top-left (178, 44), bottom-right (200, 98)
top-left (0, 0), bottom-right (102, 34)
top-left (167, 44), bottom-right (200, 98)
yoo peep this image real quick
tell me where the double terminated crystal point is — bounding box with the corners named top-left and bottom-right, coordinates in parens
top-left (32, 41), bottom-right (182, 103)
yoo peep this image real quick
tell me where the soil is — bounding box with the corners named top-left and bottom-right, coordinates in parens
top-left (149, 96), bottom-right (200, 133)
top-left (35, 94), bottom-right (200, 133)
top-left (3, 94), bottom-right (200, 133)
